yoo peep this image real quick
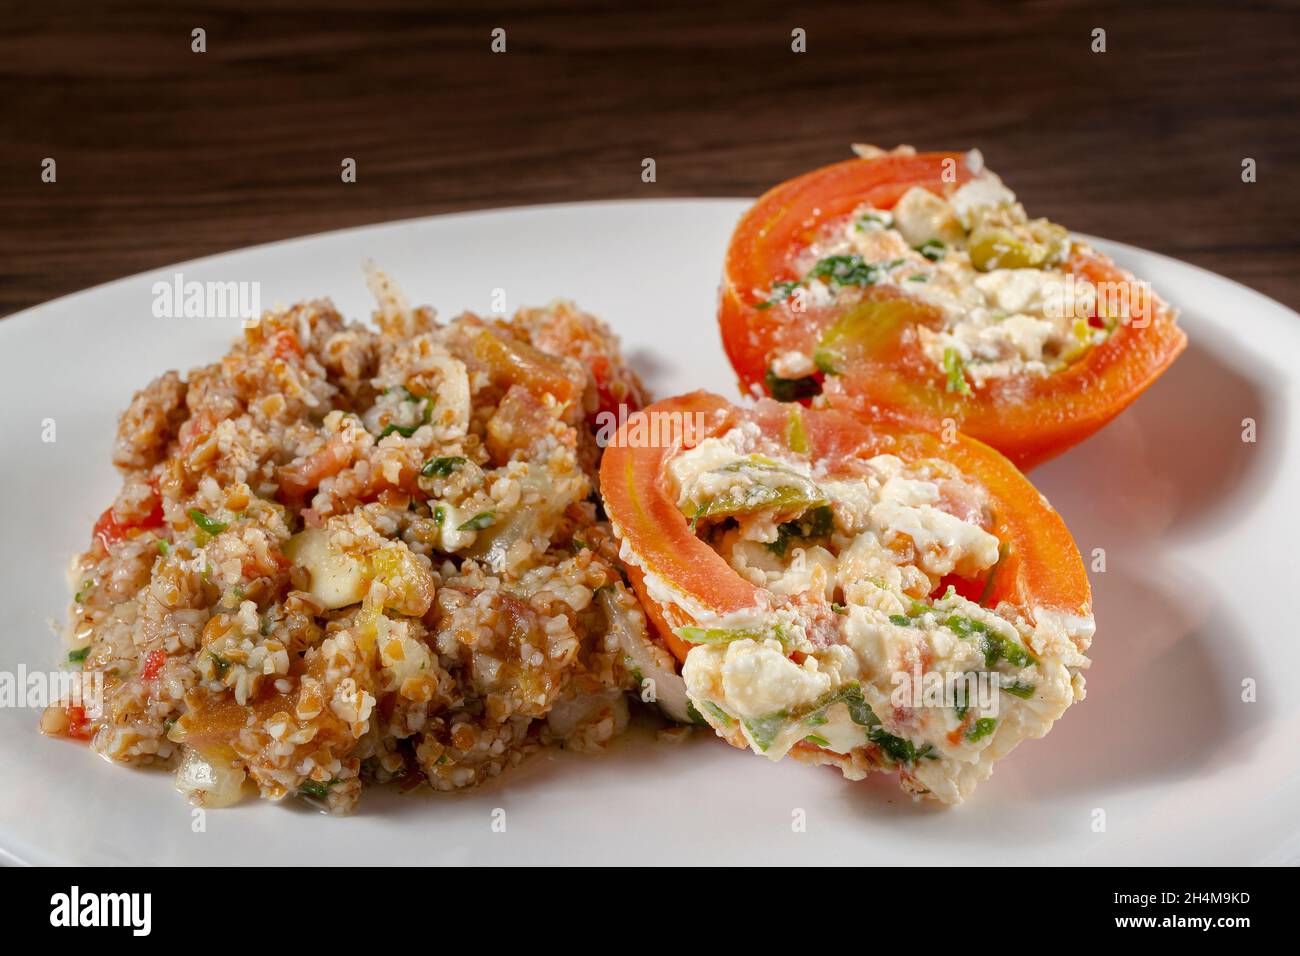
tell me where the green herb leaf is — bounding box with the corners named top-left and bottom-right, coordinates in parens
top-left (188, 508), bottom-right (228, 535)
top-left (764, 368), bottom-right (821, 402)
top-left (675, 624), bottom-right (785, 647)
top-left (764, 505), bottom-right (834, 556)
top-left (700, 700), bottom-right (736, 728)
top-left (943, 347), bottom-right (972, 396)
top-left (457, 510), bottom-right (496, 532)
top-left (298, 779), bottom-right (336, 800)
top-left (803, 683), bottom-right (880, 729)
top-left (806, 254), bottom-right (899, 288)
top-left (378, 393), bottom-right (432, 438)
top-left (209, 651), bottom-right (231, 677)
top-left (965, 717), bottom-right (997, 742)
top-left (685, 700), bottom-right (712, 727)
top-left (755, 280), bottom-right (800, 310)
top-left (916, 239), bottom-right (947, 261)
top-left (869, 728), bottom-right (925, 764)
top-left (803, 734), bottom-right (831, 748)
top-left (743, 710), bottom-right (789, 752)
top-left (68, 647), bottom-right (90, 665)
top-left (421, 456), bottom-right (467, 478)
top-left (1001, 679), bottom-right (1036, 699)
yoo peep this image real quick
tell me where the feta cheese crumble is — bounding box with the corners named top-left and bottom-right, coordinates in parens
top-left (669, 427), bottom-right (1092, 804)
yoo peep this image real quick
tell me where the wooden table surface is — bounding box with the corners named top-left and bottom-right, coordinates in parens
top-left (3, 0), bottom-right (1297, 318)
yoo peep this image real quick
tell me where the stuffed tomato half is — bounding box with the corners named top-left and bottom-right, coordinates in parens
top-left (719, 146), bottom-right (1186, 468)
top-left (600, 391), bottom-right (1093, 804)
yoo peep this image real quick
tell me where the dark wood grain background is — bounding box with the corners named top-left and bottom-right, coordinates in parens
top-left (2, 0), bottom-right (1297, 318)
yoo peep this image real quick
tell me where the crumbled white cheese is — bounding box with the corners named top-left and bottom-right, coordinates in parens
top-left (663, 426), bottom-right (1092, 805)
top-left (949, 174), bottom-right (1017, 228)
top-left (770, 350), bottom-right (816, 379)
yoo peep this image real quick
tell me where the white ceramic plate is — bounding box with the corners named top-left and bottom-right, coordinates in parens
top-left (1, 200), bottom-right (1297, 866)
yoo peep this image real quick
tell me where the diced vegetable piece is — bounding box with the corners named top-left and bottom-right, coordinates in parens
top-left (284, 527), bottom-right (367, 610)
top-left (472, 327), bottom-right (581, 406)
top-left (367, 544), bottom-right (436, 617)
top-left (598, 588), bottom-right (693, 724)
top-left (812, 295), bottom-right (939, 376)
top-left (188, 508), bottom-right (228, 535)
top-left (687, 458), bottom-right (826, 523)
top-left (943, 347), bottom-right (971, 395)
top-left (174, 748), bottom-right (247, 808)
top-left (743, 710), bottom-right (789, 752)
top-left (967, 213), bottom-right (1070, 272)
top-left (675, 624), bottom-right (785, 647)
top-left (457, 510), bottom-right (497, 532)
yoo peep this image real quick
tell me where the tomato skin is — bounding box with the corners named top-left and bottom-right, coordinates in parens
top-left (272, 329), bottom-right (303, 362)
top-left (600, 391), bottom-right (1091, 665)
top-left (721, 152), bottom-right (973, 394)
top-left (65, 705), bottom-right (94, 741)
top-left (719, 153), bottom-right (1187, 469)
top-left (140, 649), bottom-right (167, 682)
top-left (93, 496), bottom-right (164, 551)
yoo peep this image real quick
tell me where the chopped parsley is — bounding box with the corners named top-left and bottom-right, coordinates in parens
top-left (854, 212), bottom-right (891, 231)
top-left (868, 728), bottom-right (935, 765)
top-left (378, 389), bottom-right (432, 439)
top-left (421, 456), bottom-right (467, 478)
top-left (67, 647), bottom-right (90, 665)
top-left (807, 254), bottom-right (902, 289)
top-left (916, 239), bottom-right (947, 261)
top-left (298, 779), bottom-right (336, 800)
top-left (889, 598), bottom-right (937, 628)
top-left (755, 280), bottom-right (800, 310)
top-left (764, 505), bottom-right (834, 557)
top-left (803, 683), bottom-right (880, 729)
top-left (764, 368), bottom-right (821, 402)
top-left (945, 615), bottom-right (1034, 667)
top-left (208, 651), bottom-right (231, 678)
